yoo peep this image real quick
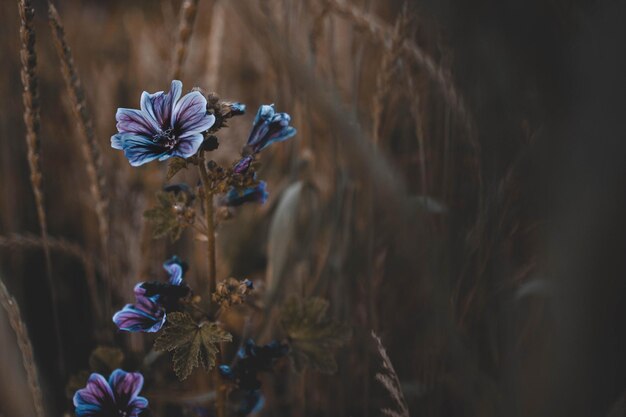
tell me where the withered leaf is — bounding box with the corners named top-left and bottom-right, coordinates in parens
top-left (280, 297), bottom-right (351, 374)
top-left (154, 312), bottom-right (232, 380)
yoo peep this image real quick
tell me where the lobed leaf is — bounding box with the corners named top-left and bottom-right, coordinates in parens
top-left (154, 312), bottom-right (231, 380)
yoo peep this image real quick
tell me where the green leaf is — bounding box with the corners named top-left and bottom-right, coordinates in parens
top-left (154, 312), bottom-right (232, 380)
top-left (88, 346), bottom-right (124, 374)
top-left (166, 157), bottom-right (188, 180)
top-left (280, 297), bottom-right (351, 374)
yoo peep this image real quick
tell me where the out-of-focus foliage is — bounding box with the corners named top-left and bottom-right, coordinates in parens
top-left (280, 297), bottom-right (351, 373)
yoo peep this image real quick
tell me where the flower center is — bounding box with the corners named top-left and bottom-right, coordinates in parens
top-left (152, 128), bottom-right (178, 149)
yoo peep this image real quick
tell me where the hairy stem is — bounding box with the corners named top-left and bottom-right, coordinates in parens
top-left (196, 156), bottom-right (226, 417)
top-left (197, 161), bottom-right (216, 296)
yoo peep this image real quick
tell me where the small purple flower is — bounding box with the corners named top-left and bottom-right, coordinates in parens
top-left (112, 295), bottom-right (166, 333)
top-left (73, 369), bottom-right (148, 417)
top-left (111, 80), bottom-right (215, 166)
top-left (246, 104), bottom-right (296, 154)
top-left (233, 105), bottom-right (296, 173)
top-left (221, 181), bottom-right (268, 207)
top-left (113, 256), bottom-right (190, 332)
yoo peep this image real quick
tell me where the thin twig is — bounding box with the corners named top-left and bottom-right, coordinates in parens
top-left (1, 278), bottom-right (47, 417)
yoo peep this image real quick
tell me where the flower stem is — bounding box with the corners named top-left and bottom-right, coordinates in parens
top-left (197, 159), bottom-right (216, 297)
top-left (197, 155), bottom-right (225, 417)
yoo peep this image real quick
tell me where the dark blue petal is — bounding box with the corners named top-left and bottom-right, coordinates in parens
top-left (115, 134), bottom-right (169, 167)
top-left (221, 182), bottom-right (268, 207)
top-left (230, 102), bottom-right (246, 116)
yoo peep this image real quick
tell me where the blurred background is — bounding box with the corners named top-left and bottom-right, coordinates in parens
top-left (1, 0), bottom-right (626, 416)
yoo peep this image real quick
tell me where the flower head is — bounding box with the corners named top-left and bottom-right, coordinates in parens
top-left (232, 105), bottom-right (296, 174)
top-left (136, 256), bottom-right (190, 311)
top-left (112, 80), bottom-right (215, 166)
top-left (113, 256), bottom-right (190, 332)
top-left (73, 369), bottom-right (148, 417)
top-left (221, 181), bottom-right (268, 207)
top-left (244, 104), bottom-right (296, 155)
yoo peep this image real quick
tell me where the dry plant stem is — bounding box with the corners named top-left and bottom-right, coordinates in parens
top-left (1, 278), bottom-right (47, 417)
top-left (171, 0), bottom-right (201, 80)
top-left (18, 0), bottom-right (65, 375)
top-left (48, 2), bottom-right (111, 318)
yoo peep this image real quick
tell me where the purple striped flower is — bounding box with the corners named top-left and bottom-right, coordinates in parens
top-left (111, 80), bottom-right (215, 166)
top-left (113, 256), bottom-right (190, 332)
top-left (112, 294), bottom-right (166, 333)
top-left (73, 369), bottom-right (148, 417)
top-left (233, 104), bottom-right (296, 174)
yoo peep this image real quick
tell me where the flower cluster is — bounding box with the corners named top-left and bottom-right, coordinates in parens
top-left (113, 256), bottom-right (190, 333)
top-left (91, 80), bottom-right (301, 417)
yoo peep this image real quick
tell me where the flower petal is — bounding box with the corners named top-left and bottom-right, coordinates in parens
top-left (112, 298), bottom-right (165, 333)
top-left (172, 91), bottom-right (215, 133)
top-left (116, 108), bottom-right (158, 135)
top-left (163, 256), bottom-right (185, 286)
top-left (128, 396), bottom-right (149, 416)
top-left (133, 282), bottom-right (147, 298)
top-left (111, 133), bottom-right (124, 150)
top-left (109, 369), bottom-right (144, 406)
top-left (73, 373), bottom-right (114, 416)
top-left (114, 134), bottom-right (168, 166)
top-left (168, 132), bottom-right (204, 159)
top-left (221, 182), bottom-right (268, 207)
top-left (142, 80), bottom-right (183, 128)
top-left (253, 104), bottom-right (275, 126)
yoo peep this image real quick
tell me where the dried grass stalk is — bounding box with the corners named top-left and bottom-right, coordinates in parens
top-left (171, 0), bottom-right (201, 80)
top-left (372, 331), bottom-right (410, 417)
top-left (324, 0), bottom-right (476, 141)
top-left (372, 2), bottom-right (410, 145)
top-left (0, 278), bottom-right (46, 417)
top-left (18, 0), bottom-right (65, 373)
top-left (48, 2), bottom-right (109, 259)
top-left (18, 0), bottom-right (46, 247)
top-left (205, 0), bottom-right (226, 88)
